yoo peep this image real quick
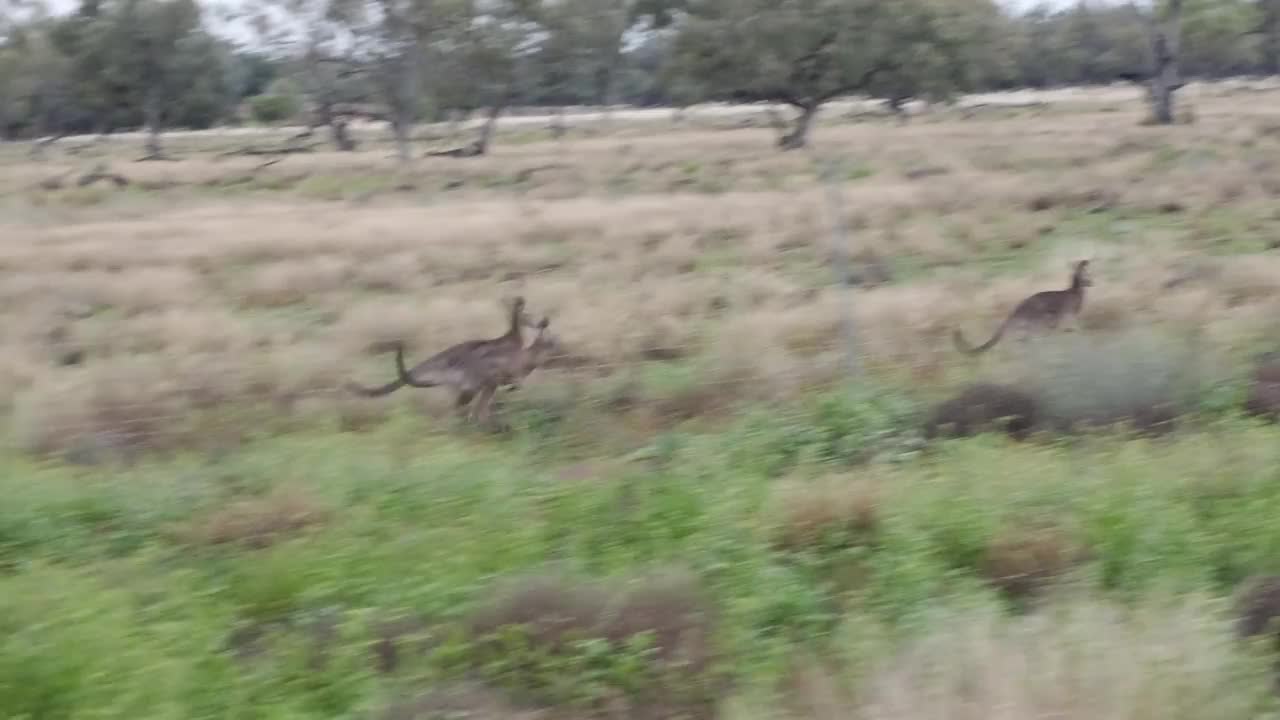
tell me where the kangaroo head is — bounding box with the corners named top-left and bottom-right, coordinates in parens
top-left (505, 296), bottom-right (541, 335)
top-left (526, 316), bottom-right (564, 362)
top-left (1072, 260), bottom-right (1093, 288)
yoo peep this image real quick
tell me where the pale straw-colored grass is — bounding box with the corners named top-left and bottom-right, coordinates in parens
top-left (5, 88), bottom-right (1280, 453)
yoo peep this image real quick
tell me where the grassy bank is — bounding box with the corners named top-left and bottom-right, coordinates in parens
top-left (5, 393), bottom-right (1280, 718)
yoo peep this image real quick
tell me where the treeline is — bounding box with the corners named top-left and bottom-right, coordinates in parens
top-left (0, 0), bottom-right (1274, 153)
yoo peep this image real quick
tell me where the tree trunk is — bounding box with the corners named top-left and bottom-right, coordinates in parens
top-left (331, 118), bottom-right (356, 152)
top-left (317, 100), bottom-right (356, 152)
top-left (598, 66), bottom-right (618, 129)
top-left (142, 86), bottom-right (166, 160)
top-left (778, 103), bottom-right (818, 150)
top-left (1146, 0), bottom-right (1183, 125)
top-left (473, 96), bottom-right (508, 156)
top-left (446, 109), bottom-right (462, 142)
top-left (389, 39), bottom-right (419, 167)
top-left (885, 95), bottom-right (911, 125)
top-left (598, 6), bottom-right (629, 130)
top-left (391, 113), bottom-right (412, 165)
top-left (29, 95), bottom-right (56, 159)
top-left (1264, 0), bottom-right (1280, 76)
top-left (550, 106), bottom-right (566, 140)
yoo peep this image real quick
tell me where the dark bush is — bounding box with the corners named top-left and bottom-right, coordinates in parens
top-left (1244, 352), bottom-right (1280, 422)
top-left (924, 382), bottom-right (1041, 441)
top-left (1235, 574), bottom-right (1280, 645)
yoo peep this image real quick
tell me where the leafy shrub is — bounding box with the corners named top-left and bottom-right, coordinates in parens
top-left (170, 484), bottom-right (328, 549)
top-left (449, 568), bottom-right (724, 716)
top-left (766, 475), bottom-right (880, 554)
top-left (857, 593), bottom-right (1277, 720)
top-left (1019, 329), bottom-right (1210, 434)
top-left (0, 566), bottom-right (193, 718)
top-left (249, 93), bottom-right (301, 125)
top-left (980, 522), bottom-right (1085, 602)
top-left (728, 384), bottom-right (921, 476)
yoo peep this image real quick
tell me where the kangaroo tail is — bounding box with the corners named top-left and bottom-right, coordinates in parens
top-left (394, 342), bottom-right (441, 389)
top-left (346, 344), bottom-right (438, 397)
top-left (953, 316), bottom-right (1010, 355)
top-left (345, 377), bottom-right (406, 397)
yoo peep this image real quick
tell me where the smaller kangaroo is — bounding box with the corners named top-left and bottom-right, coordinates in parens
top-left (346, 296), bottom-right (540, 399)
top-left (953, 260), bottom-right (1093, 355)
top-left (397, 315), bottom-right (562, 424)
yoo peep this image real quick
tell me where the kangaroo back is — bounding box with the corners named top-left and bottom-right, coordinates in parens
top-left (347, 296), bottom-right (539, 397)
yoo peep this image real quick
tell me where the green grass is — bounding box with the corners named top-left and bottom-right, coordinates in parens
top-left (4, 386), bottom-right (1280, 717)
top-left (10, 99), bottom-right (1280, 717)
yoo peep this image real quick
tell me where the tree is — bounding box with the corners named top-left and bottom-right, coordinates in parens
top-left (0, 46), bottom-right (15, 138)
top-left (230, 51), bottom-right (281, 100)
top-left (324, 0), bottom-right (476, 164)
top-left (1134, 0), bottom-right (1186, 125)
top-left (428, 0), bottom-right (545, 156)
top-left (0, 0), bottom-right (43, 39)
top-left (669, 0), bottom-right (996, 150)
top-left (249, 0), bottom-right (431, 163)
top-left (248, 0), bottom-right (373, 150)
top-left (52, 0), bottom-right (123, 134)
top-left (1180, 0), bottom-right (1257, 78)
top-left (6, 19), bottom-right (77, 149)
top-left (131, 0), bottom-right (218, 157)
top-left (1261, 0), bottom-right (1280, 74)
top-left (0, 0), bottom-right (232, 146)
top-left (516, 0), bottom-right (680, 130)
top-left (248, 78), bottom-right (304, 124)
top-left (617, 27), bottom-right (679, 105)
top-left (865, 0), bottom-right (1009, 118)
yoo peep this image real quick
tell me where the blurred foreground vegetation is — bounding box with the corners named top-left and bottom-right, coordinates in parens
top-left (6, 378), bottom-right (1280, 719)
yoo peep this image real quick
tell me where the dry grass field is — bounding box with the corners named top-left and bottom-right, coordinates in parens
top-left (10, 83), bottom-right (1280, 720)
top-left (5, 83), bottom-right (1280, 457)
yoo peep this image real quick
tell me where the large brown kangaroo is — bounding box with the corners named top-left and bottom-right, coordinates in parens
top-left (346, 296), bottom-right (539, 399)
top-left (396, 315), bottom-right (562, 424)
top-left (953, 260), bottom-right (1093, 355)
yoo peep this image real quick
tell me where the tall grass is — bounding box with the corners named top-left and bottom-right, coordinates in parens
top-left (1018, 328), bottom-right (1216, 433)
top-left (0, 405), bottom-right (1279, 717)
top-left (852, 593), bottom-right (1275, 720)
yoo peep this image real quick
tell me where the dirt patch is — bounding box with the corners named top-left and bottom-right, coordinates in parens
top-left (1244, 353), bottom-right (1280, 422)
